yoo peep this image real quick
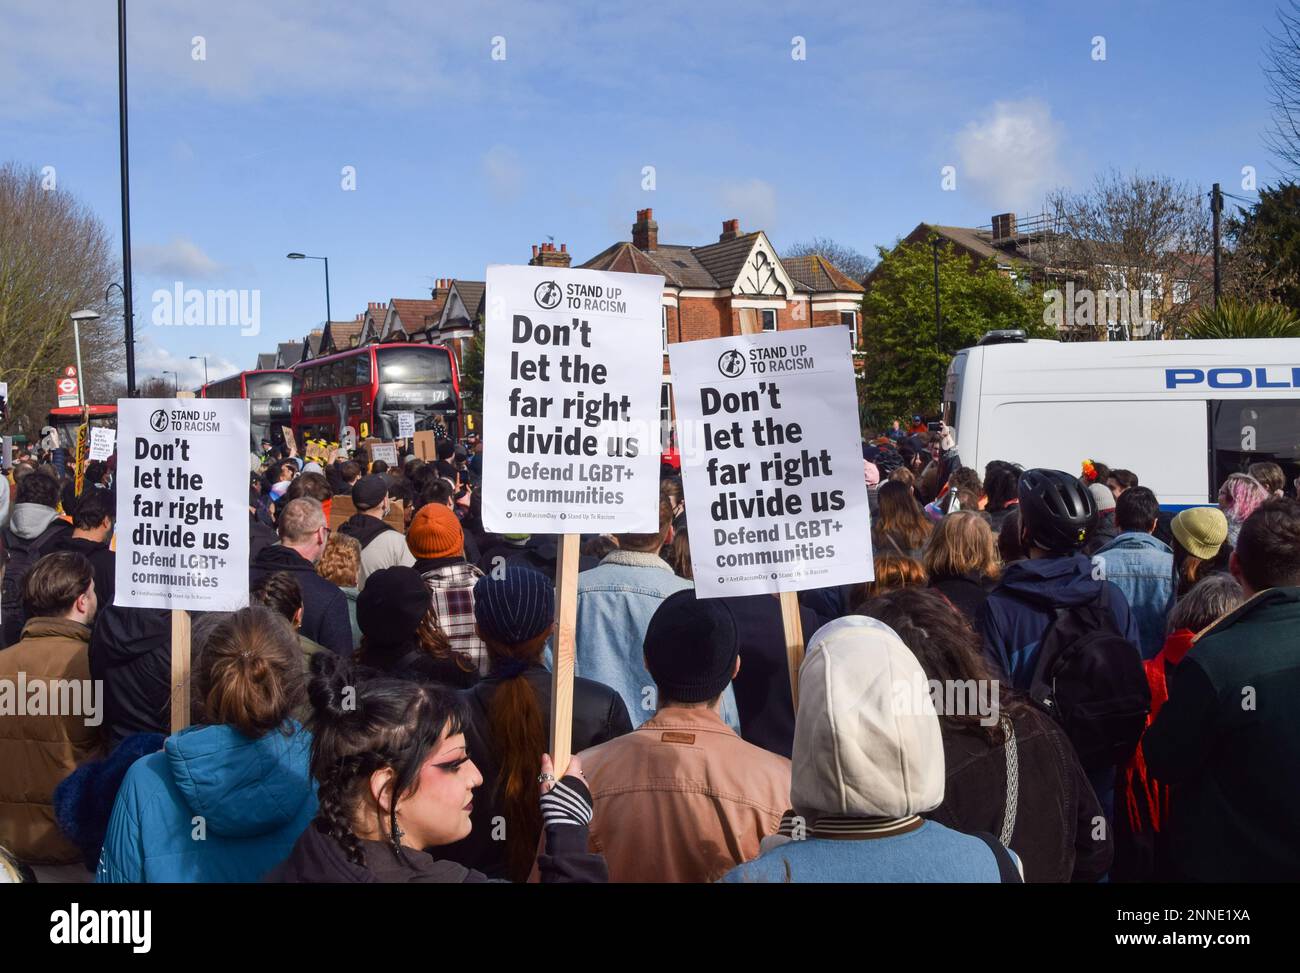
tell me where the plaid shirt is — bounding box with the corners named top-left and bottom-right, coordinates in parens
top-left (418, 559), bottom-right (488, 674)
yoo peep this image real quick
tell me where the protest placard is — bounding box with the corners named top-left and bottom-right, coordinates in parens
top-left (88, 427), bottom-right (116, 461)
top-left (367, 441), bottom-right (399, 466)
top-left (483, 264), bottom-right (664, 771)
top-left (114, 399), bottom-right (251, 613)
top-left (670, 325), bottom-right (873, 599)
top-left (481, 264), bottom-right (664, 534)
top-left (115, 399), bottom-right (250, 732)
top-left (412, 430), bottom-right (438, 461)
top-left (281, 425), bottom-right (297, 455)
top-left (397, 411), bottom-right (415, 439)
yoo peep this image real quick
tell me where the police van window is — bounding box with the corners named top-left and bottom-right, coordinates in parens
top-left (1209, 399), bottom-right (1300, 499)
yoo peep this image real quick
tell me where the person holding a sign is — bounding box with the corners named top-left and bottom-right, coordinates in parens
top-left (440, 567), bottom-right (632, 881)
top-left (270, 655), bottom-right (608, 884)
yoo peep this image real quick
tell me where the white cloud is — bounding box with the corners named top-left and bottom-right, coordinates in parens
top-left (719, 178), bottom-right (778, 231)
top-left (132, 334), bottom-right (238, 389)
top-left (482, 145), bottom-right (524, 201)
top-left (133, 238), bottom-right (224, 280)
top-left (954, 98), bottom-right (1068, 212)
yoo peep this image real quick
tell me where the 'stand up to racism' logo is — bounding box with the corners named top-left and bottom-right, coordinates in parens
top-left (718, 349), bottom-right (746, 378)
top-left (149, 409), bottom-right (169, 432)
top-left (534, 280), bottom-right (562, 309)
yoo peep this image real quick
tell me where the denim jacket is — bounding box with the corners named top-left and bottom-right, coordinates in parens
top-left (573, 550), bottom-right (741, 730)
top-left (1093, 532), bottom-right (1175, 660)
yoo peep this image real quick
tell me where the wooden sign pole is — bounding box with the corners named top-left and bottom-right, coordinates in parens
top-left (170, 609), bottom-right (192, 734)
top-left (738, 308), bottom-right (806, 710)
top-left (548, 533), bottom-right (581, 778)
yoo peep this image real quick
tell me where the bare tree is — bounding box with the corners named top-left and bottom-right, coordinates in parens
top-left (783, 237), bottom-right (875, 282)
top-left (1266, 1), bottom-right (1300, 175)
top-left (1044, 170), bottom-right (1214, 339)
top-left (0, 162), bottom-right (125, 432)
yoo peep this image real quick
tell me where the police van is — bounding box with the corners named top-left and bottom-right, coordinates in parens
top-left (942, 334), bottom-right (1300, 508)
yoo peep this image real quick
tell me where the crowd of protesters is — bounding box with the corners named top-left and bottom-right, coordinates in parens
top-left (0, 419), bottom-right (1297, 885)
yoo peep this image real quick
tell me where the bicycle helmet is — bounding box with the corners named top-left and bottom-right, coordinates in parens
top-left (1017, 468), bottom-right (1097, 553)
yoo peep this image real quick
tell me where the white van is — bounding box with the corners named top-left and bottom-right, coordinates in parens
top-left (942, 337), bottom-right (1300, 508)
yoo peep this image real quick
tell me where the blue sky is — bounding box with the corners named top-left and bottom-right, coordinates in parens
top-left (2, 0), bottom-right (1289, 387)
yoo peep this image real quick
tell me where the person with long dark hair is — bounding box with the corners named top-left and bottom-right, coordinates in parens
top-left (354, 565), bottom-right (478, 688)
top-left (440, 567), bottom-right (630, 880)
top-left (269, 654), bottom-right (607, 883)
top-left (872, 480), bottom-right (932, 559)
top-left (862, 588), bottom-right (1110, 882)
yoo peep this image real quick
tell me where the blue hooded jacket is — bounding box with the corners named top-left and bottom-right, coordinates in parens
top-left (97, 722), bottom-right (316, 883)
top-left (979, 554), bottom-right (1142, 691)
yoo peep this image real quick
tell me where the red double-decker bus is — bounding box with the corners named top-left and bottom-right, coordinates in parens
top-left (290, 343), bottom-right (462, 444)
top-left (199, 369), bottom-right (293, 448)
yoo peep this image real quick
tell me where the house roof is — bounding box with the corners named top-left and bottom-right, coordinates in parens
top-left (276, 342), bottom-right (303, 367)
top-left (326, 320), bottom-right (364, 351)
top-left (783, 254), bottom-right (866, 294)
top-left (692, 233), bottom-right (764, 289)
top-left (389, 298), bottom-right (443, 336)
top-left (256, 352), bottom-right (277, 370)
top-left (453, 281), bottom-right (485, 319)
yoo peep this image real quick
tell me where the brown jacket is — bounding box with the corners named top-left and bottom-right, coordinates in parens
top-left (0, 616), bottom-right (102, 864)
top-left (578, 706), bottom-right (791, 882)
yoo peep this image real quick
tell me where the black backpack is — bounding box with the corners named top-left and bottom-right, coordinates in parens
top-left (1, 519), bottom-right (72, 646)
top-left (1025, 584), bottom-right (1151, 775)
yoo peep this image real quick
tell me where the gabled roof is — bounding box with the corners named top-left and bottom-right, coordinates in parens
top-left (456, 281), bottom-right (485, 319)
top-left (276, 342), bottom-right (303, 367)
top-left (256, 352), bottom-right (277, 370)
top-left (693, 232), bottom-right (763, 289)
top-left (387, 298), bottom-right (443, 338)
top-left (324, 319), bottom-right (364, 352)
top-left (783, 254), bottom-right (866, 294)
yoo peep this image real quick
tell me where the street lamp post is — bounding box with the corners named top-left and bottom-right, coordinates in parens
top-left (163, 370), bottom-right (179, 395)
top-left (189, 354), bottom-right (209, 387)
top-left (70, 310), bottom-right (100, 409)
top-left (287, 253), bottom-right (331, 326)
top-left (117, 0), bottom-right (136, 395)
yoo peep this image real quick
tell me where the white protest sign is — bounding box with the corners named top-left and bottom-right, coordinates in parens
top-left (670, 326), bottom-right (873, 598)
top-left (88, 427), bottom-right (116, 461)
top-left (368, 442), bottom-right (399, 466)
top-left (397, 412), bottom-right (415, 439)
top-left (482, 264), bottom-right (664, 533)
top-left (114, 399), bottom-right (251, 611)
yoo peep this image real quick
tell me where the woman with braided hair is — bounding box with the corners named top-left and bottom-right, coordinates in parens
top-left (269, 651), bottom-right (608, 882)
top-left (98, 608), bottom-right (316, 882)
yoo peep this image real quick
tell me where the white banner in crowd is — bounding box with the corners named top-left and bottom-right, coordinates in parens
top-left (670, 326), bottom-right (873, 598)
top-left (88, 427), bottom-right (116, 461)
top-left (114, 399), bottom-right (251, 611)
top-left (397, 411), bottom-right (415, 439)
top-left (369, 442), bottom-right (399, 466)
top-left (481, 264), bottom-right (664, 533)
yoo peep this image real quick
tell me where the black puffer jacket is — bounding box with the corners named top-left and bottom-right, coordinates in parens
top-left (88, 604), bottom-right (173, 749)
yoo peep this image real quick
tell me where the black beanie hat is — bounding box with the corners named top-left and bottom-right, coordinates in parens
top-left (356, 566), bottom-right (429, 646)
top-left (643, 589), bottom-right (739, 704)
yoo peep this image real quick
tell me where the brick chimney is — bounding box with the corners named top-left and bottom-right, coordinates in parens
top-left (632, 208), bottom-right (658, 251)
top-left (719, 218), bottom-right (742, 242)
top-left (529, 242), bottom-right (571, 268)
top-left (991, 213), bottom-right (1017, 243)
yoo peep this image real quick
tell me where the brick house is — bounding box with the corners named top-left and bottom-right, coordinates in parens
top-left (580, 208), bottom-right (865, 446)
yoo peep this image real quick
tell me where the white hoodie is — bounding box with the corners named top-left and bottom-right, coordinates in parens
top-left (791, 616), bottom-right (946, 822)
